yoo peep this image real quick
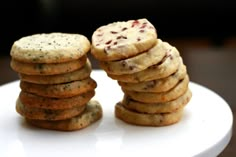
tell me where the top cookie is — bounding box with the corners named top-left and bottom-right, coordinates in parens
top-left (91, 18), bottom-right (157, 61)
top-left (10, 32), bottom-right (90, 63)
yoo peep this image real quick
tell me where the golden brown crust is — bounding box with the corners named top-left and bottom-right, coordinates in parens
top-left (25, 100), bottom-right (103, 131)
top-left (20, 77), bottom-right (97, 98)
top-left (118, 63), bottom-right (187, 92)
top-left (122, 88), bottom-right (192, 114)
top-left (122, 75), bottom-right (189, 103)
top-left (19, 58), bottom-right (92, 84)
top-left (10, 55), bottom-right (87, 75)
top-left (115, 102), bottom-right (184, 126)
top-left (107, 48), bottom-right (181, 83)
top-left (19, 90), bottom-right (95, 109)
top-left (16, 98), bottom-right (86, 121)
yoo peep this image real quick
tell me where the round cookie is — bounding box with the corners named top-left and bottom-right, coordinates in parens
top-left (10, 32), bottom-right (90, 63)
top-left (20, 77), bottom-right (97, 98)
top-left (10, 55), bottom-right (87, 75)
top-left (99, 39), bottom-right (168, 75)
top-left (108, 46), bottom-right (181, 83)
top-left (25, 100), bottom-right (103, 131)
top-left (122, 88), bottom-right (192, 114)
top-left (91, 18), bottom-right (157, 61)
top-left (19, 90), bottom-right (95, 110)
top-left (115, 102), bottom-right (184, 126)
top-left (122, 75), bottom-right (189, 103)
top-left (19, 58), bottom-right (92, 84)
top-left (16, 98), bottom-right (86, 121)
top-left (118, 63), bottom-right (187, 92)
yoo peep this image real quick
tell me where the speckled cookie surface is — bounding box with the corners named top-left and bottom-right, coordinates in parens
top-left (26, 100), bottom-right (103, 131)
top-left (10, 32), bottom-right (90, 63)
top-left (91, 18), bottom-right (157, 61)
top-left (19, 58), bottom-right (92, 84)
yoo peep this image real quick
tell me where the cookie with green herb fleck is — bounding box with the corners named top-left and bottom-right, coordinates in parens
top-left (16, 98), bottom-right (86, 121)
top-left (108, 46), bottom-right (181, 83)
top-left (115, 102), bottom-right (184, 126)
top-left (10, 32), bottom-right (90, 63)
top-left (122, 75), bottom-right (189, 103)
top-left (122, 88), bottom-right (191, 114)
top-left (91, 18), bottom-right (157, 61)
top-left (19, 58), bottom-right (92, 84)
top-left (118, 63), bottom-right (187, 92)
top-left (20, 77), bottom-right (97, 98)
top-left (19, 90), bottom-right (95, 110)
top-left (25, 100), bottom-right (103, 131)
top-left (10, 55), bottom-right (87, 75)
top-left (98, 39), bottom-right (167, 75)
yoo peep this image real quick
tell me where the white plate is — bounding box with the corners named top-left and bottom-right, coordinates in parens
top-left (0, 70), bottom-right (233, 157)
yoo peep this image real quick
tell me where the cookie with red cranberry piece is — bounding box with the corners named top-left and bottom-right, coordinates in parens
top-left (91, 18), bottom-right (157, 61)
top-left (99, 39), bottom-right (168, 75)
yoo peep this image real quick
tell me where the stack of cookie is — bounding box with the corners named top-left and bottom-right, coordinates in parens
top-left (91, 18), bottom-right (191, 126)
top-left (10, 32), bottom-right (102, 131)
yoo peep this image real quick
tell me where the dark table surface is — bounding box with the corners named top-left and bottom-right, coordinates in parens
top-left (0, 44), bottom-right (235, 157)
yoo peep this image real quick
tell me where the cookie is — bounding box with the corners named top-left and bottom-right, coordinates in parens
top-left (10, 55), bottom-right (87, 75)
top-left (115, 102), bottom-right (184, 126)
top-left (122, 75), bottom-right (189, 103)
top-left (19, 58), bottom-right (92, 84)
top-left (10, 32), bottom-right (90, 63)
top-left (118, 63), bottom-right (187, 92)
top-left (20, 77), bottom-right (97, 98)
top-left (107, 46), bottom-right (181, 83)
top-left (122, 88), bottom-right (191, 114)
top-left (25, 100), bottom-right (103, 131)
top-left (91, 18), bottom-right (157, 61)
top-left (16, 98), bottom-right (86, 121)
top-left (99, 39), bottom-right (168, 75)
top-left (19, 90), bottom-right (95, 110)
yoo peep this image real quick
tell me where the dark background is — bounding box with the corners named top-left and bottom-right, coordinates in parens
top-left (0, 0), bottom-right (236, 55)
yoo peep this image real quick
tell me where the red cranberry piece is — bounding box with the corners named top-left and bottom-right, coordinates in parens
top-left (131, 20), bottom-right (140, 27)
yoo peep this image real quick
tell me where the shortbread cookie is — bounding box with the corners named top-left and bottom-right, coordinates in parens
top-left (122, 88), bottom-right (191, 114)
top-left (99, 39), bottom-right (168, 75)
top-left (115, 102), bottom-right (184, 126)
top-left (16, 98), bottom-right (86, 121)
top-left (19, 59), bottom-right (92, 84)
top-left (122, 75), bottom-right (189, 103)
top-left (118, 63), bottom-right (187, 92)
top-left (19, 90), bottom-right (95, 109)
top-left (108, 46), bottom-right (181, 83)
top-left (10, 55), bottom-right (87, 75)
top-left (91, 18), bottom-right (157, 61)
top-left (20, 77), bottom-right (97, 98)
top-left (10, 32), bottom-right (90, 63)
top-left (26, 100), bottom-right (103, 131)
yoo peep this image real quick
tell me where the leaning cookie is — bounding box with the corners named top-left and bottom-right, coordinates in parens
top-left (122, 75), bottom-right (189, 103)
top-left (122, 88), bottom-right (192, 114)
top-left (19, 58), bottom-right (92, 84)
top-left (118, 63), bottom-right (187, 92)
top-left (108, 46), bottom-right (181, 83)
top-left (115, 102), bottom-right (184, 126)
top-left (10, 32), bottom-right (90, 63)
top-left (91, 18), bottom-right (157, 61)
top-left (25, 100), bottom-right (103, 131)
top-left (99, 39), bottom-right (167, 75)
